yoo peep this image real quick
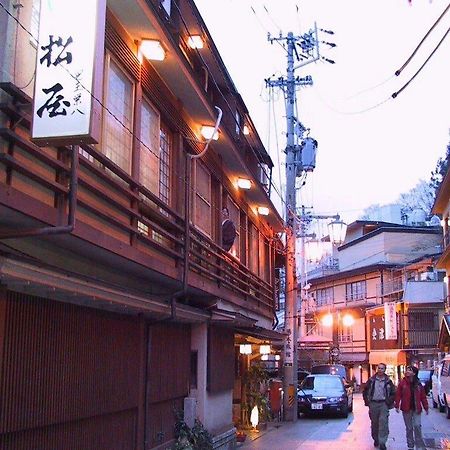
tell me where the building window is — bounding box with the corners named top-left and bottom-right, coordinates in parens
top-left (338, 322), bottom-right (353, 343)
top-left (159, 123), bottom-right (171, 205)
top-left (30, 0), bottom-right (41, 46)
top-left (227, 199), bottom-right (240, 259)
top-left (249, 222), bottom-right (259, 275)
top-left (346, 281), bottom-right (366, 301)
top-left (161, 0), bottom-right (171, 16)
top-left (102, 56), bottom-right (134, 174)
top-left (193, 161), bottom-right (211, 236)
top-left (316, 287), bottom-right (333, 306)
top-left (140, 99), bottom-right (160, 196)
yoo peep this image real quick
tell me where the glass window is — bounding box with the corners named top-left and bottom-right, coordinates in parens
top-left (346, 281), bottom-right (366, 301)
top-left (159, 123), bottom-right (171, 205)
top-left (227, 199), bottom-right (240, 259)
top-left (103, 57), bottom-right (134, 173)
top-left (140, 99), bottom-right (160, 195)
top-left (316, 287), bottom-right (333, 306)
top-left (193, 162), bottom-right (211, 236)
top-left (249, 223), bottom-right (259, 274)
top-left (30, 0), bottom-right (41, 46)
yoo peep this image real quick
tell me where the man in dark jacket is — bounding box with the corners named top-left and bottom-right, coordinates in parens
top-left (363, 363), bottom-right (396, 450)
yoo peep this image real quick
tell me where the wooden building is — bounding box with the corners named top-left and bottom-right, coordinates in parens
top-left (0, 1), bottom-right (284, 448)
top-left (303, 221), bottom-right (444, 385)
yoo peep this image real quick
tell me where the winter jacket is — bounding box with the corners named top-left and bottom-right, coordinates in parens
top-left (363, 375), bottom-right (396, 408)
top-left (394, 377), bottom-right (428, 414)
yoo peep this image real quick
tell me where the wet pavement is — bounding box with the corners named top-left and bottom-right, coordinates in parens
top-left (238, 394), bottom-right (450, 450)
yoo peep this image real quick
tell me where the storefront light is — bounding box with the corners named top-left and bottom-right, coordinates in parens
top-left (140, 39), bottom-right (166, 61)
top-left (239, 344), bottom-right (252, 355)
top-left (260, 344), bottom-right (271, 355)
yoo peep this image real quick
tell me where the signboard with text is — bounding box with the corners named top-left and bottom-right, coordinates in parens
top-left (384, 302), bottom-right (397, 340)
top-left (369, 313), bottom-right (400, 350)
top-left (32, 0), bottom-right (106, 146)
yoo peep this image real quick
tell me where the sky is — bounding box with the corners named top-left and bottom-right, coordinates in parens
top-left (194, 0), bottom-right (450, 225)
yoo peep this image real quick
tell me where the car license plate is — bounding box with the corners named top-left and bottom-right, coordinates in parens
top-left (311, 403), bottom-right (323, 410)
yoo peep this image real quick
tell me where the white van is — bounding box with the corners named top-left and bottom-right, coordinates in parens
top-left (432, 361), bottom-right (444, 412)
top-left (432, 354), bottom-right (450, 419)
top-left (440, 355), bottom-right (450, 419)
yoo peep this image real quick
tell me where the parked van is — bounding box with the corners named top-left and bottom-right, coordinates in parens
top-left (439, 354), bottom-right (450, 419)
top-left (431, 362), bottom-right (443, 411)
top-left (432, 354), bottom-right (450, 418)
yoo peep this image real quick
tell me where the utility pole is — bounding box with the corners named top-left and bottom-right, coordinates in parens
top-left (266, 31), bottom-right (315, 422)
top-left (266, 23), bottom-right (335, 421)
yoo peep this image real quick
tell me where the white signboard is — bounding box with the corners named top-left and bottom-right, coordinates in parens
top-left (32, 0), bottom-right (105, 145)
top-left (384, 301), bottom-right (397, 340)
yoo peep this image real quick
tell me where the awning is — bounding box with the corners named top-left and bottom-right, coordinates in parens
top-left (235, 326), bottom-right (287, 343)
top-left (369, 350), bottom-right (406, 366)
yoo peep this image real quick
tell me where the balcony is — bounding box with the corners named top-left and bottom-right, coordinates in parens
top-left (401, 281), bottom-right (445, 304)
top-left (376, 277), bottom-right (403, 297)
top-left (403, 329), bottom-right (439, 348)
top-left (0, 82), bottom-right (275, 319)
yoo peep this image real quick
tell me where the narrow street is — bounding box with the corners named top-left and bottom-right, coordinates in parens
top-left (240, 394), bottom-right (450, 450)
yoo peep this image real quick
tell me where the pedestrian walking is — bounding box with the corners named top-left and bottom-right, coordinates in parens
top-left (394, 365), bottom-right (429, 450)
top-left (363, 363), bottom-right (396, 450)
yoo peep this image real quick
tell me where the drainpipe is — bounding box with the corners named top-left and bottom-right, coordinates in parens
top-left (0, 145), bottom-right (79, 239)
top-left (156, 107), bottom-right (223, 323)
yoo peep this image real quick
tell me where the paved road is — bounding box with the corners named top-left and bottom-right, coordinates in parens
top-left (239, 394), bottom-right (450, 450)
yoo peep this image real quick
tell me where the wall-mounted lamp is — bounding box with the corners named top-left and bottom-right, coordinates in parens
top-left (239, 344), bottom-right (252, 355)
top-left (342, 314), bottom-right (355, 327)
top-left (237, 178), bottom-right (251, 190)
top-left (200, 125), bottom-right (219, 140)
top-left (140, 39), bottom-right (165, 61)
top-left (243, 125), bottom-right (250, 135)
top-left (260, 344), bottom-right (271, 355)
top-left (188, 35), bottom-right (204, 49)
top-left (257, 206), bottom-right (269, 216)
top-left (275, 354), bottom-right (281, 361)
top-left (321, 313), bottom-right (333, 327)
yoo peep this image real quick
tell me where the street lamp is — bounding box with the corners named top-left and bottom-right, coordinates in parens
top-left (328, 218), bottom-right (347, 246)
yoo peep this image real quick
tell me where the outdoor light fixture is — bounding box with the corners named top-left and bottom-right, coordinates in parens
top-left (321, 313), bottom-right (333, 327)
top-left (239, 344), bottom-right (252, 355)
top-left (305, 239), bottom-right (323, 263)
top-left (261, 354), bottom-right (269, 361)
top-left (342, 314), bottom-right (355, 327)
top-left (237, 178), bottom-right (251, 189)
top-left (250, 405), bottom-right (259, 430)
top-left (260, 344), bottom-right (271, 355)
top-left (274, 354), bottom-right (280, 361)
top-left (200, 125), bottom-right (219, 140)
top-left (257, 206), bottom-right (269, 216)
top-left (187, 35), bottom-right (204, 49)
top-left (328, 218), bottom-right (347, 246)
top-left (140, 39), bottom-right (165, 61)
top-left (243, 125), bottom-right (250, 135)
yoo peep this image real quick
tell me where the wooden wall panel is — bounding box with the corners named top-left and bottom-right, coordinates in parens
top-left (0, 291), bottom-right (141, 449)
top-left (146, 323), bottom-right (190, 448)
top-left (208, 325), bottom-right (234, 393)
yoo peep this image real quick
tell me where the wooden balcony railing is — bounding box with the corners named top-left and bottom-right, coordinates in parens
top-left (0, 82), bottom-right (275, 316)
top-left (403, 329), bottom-right (439, 348)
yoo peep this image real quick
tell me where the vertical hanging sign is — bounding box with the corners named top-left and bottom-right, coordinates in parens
top-left (384, 301), bottom-right (397, 340)
top-left (31, 0), bottom-right (106, 146)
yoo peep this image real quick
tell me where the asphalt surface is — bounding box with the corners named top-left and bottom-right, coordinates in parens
top-left (239, 393), bottom-right (450, 450)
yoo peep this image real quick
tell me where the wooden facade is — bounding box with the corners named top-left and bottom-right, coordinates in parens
top-left (0, 0), bottom-right (284, 448)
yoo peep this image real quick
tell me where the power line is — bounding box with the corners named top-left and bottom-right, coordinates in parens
top-left (395, 1), bottom-right (450, 76)
top-left (392, 25), bottom-right (450, 99)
